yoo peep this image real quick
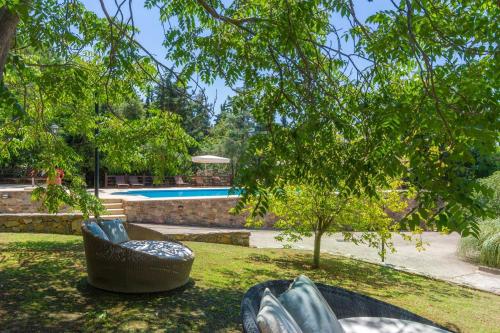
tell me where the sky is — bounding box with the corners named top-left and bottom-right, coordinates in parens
top-left (81, 0), bottom-right (392, 113)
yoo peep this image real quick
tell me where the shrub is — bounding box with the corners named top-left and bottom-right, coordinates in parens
top-left (458, 218), bottom-right (500, 267)
top-left (457, 235), bottom-right (481, 262)
top-left (457, 171), bottom-right (500, 268)
top-left (480, 232), bottom-right (500, 268)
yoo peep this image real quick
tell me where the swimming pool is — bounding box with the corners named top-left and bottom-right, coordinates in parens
top-left (112, 188), bottom-right (241, 198)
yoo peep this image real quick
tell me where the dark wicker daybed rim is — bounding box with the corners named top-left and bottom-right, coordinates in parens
top-left (81, 222), bottom-right (195, 293)
top-left (81, 223), bottom-right (194, 262)
top-left (241, 279), bottom-right (451, 333)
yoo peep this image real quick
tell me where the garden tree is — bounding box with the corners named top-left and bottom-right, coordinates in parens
top-left (470, 148), bottom-right (499, 179)
top-left (99, 96), bottom-right (197, 176)
top-left (200, 98), bottom-right (258, 177)
top-left (246, 181), bottom-right (415, 268)
top-left (98, 108), bottom-right (195, 178)
top-left (0, 0), bottom-right (195, 215)
top-left (61, 98), bottom-right (147, 178)
top-left (340, 185), bottom-right (422, 263)
top-left (152, 75), bottom-right (211, 144)
top-left (254, 183), bottom-right (351, 269)
top-left (148, 0), bottom-right (498, 237)
top-left (114, 97), bottom-right (145, 120)
top-left (1, 50), bottom-right (194, 213)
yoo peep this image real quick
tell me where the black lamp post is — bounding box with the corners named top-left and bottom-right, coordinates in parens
top-left (49, 123), bottom-right (60, 187)
top-left (94, 97), bottom-right (100, 198)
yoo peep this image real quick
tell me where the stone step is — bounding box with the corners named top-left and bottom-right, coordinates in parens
top-left (101, 198), bottom-right (123, 204)
top-left (104, 208), bottom-right (125, 214)
top-left (102, 202), bottom-right (123, 209)
top-left (90, 214), bottom-right (127, 221)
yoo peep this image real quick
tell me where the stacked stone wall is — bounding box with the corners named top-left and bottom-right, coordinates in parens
top-left (0, 213), bottom-right (84, 235)
top-left (124, 197), bottom-right (275, 228)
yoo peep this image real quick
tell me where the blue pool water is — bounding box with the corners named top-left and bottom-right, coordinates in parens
top-left (112, 188), bottom-right (241, 198)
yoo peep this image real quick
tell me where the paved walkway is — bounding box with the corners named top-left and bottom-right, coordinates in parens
top-left (143, 224), bottom-right (500, 295)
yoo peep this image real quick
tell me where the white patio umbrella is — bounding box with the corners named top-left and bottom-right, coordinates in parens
top-left (191, 155), bottom-right (230, 164)
top-left (191, 155), bottom-right (230, 175)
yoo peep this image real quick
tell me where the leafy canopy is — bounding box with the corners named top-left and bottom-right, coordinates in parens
top-left (149, 0), bottom-right (499, 236)
top-left (0, 0), bottom-right (195, 214)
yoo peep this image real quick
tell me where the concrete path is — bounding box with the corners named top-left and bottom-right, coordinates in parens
top-left (143, 224), bottom-right (500, 295)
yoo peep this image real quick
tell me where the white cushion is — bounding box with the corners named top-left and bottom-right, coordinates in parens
top-left (256, 288), bottom-right (303, 333)
top-left (339, 317), bottom-right (451, 333)
top-left (121, 240), bottom-right (193, 260)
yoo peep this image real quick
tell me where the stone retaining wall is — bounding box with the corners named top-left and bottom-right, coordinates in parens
top-left (166, 231), bottom-right (250, 247)
top-left (0, 189), bottom-right (274, 231)
top-left (0, 190), bottom-right (42, 213)
top-left (0, 214), bottom-right (84, 235)
top-left (124, 197), bottom-right (275, 228)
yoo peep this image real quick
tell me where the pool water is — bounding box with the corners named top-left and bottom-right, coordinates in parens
top-left (112, 188), bottom-right (241, 198)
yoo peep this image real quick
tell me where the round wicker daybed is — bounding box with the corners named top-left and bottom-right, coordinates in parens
top-left (241, 280), bottom-right (450, 333)
top-left (82, 222), bottom-right (194, 293)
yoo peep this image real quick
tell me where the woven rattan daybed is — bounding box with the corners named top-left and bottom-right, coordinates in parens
top-left (241, 280), bottom-right (450, 333)
top-left (82, 222), bottom-right (194, 293)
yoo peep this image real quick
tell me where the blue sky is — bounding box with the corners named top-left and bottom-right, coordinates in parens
top-left (81, 1), bottom-right (391, 113)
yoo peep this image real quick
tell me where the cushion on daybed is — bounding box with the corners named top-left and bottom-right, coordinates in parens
top-left (85, 222), bottom-right (109, 241)
top-left (121, 240), bottom-right (194, 259)
top-left (98, 219), bottom-right (129, 244)
top-left (339, 317), bottom-right (451, 333)
top-left (256, 288), bottom-right (303, 333)
top-left (279, 275), bottom-right (345, 333)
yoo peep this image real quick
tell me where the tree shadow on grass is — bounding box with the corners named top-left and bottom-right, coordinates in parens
top-left (2, 240), bottom-right (83, 252)
top-left (0, 240), bottom-right (244, 333)
top-left (75, 278), bottom-right (244, 333)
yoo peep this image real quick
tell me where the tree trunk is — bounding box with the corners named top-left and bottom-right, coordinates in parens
top-left (0, 6), bottom-right (20, 82)
top-left (381, 240), bottom-right (385, 262)
top-left (312, 230), bottom-right (322, 269)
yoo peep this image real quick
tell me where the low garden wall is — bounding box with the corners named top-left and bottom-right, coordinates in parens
top-left (166, 231), bottom-right (250, 247)
top-left (0, 189), bottom-right (83, 235)
top-left (0, 189), bottom-right (42, 213)
top-left (0, 213), bottom-right (84, 235)
top-left (0, 189), bottom-right (268, 245)
top-left (123, 197), bottom-right (275, 228)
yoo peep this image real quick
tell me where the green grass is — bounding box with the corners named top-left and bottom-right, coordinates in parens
top-left (1, 233), bottom-right (499, 333)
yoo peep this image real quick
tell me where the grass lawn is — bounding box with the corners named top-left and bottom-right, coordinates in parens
top-left (0, 233), bottom-right (499, 333)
